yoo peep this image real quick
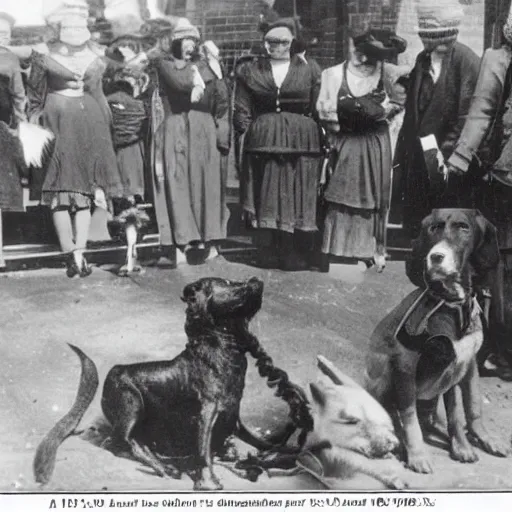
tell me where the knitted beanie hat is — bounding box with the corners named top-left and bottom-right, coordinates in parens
top-left (44, 0), bottom-right (89, 26)
top-left (171, 17), bottom-right (200, 41)
top-left (416, 0), bottom-right (464, 47)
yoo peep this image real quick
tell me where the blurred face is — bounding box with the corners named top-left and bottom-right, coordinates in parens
top-left (264, 37), bottom-right (292, 60)
top-left (181, 38), bottom-right (197, 61)
top-left (0, 19), bottom-right (12, 46)
top-left (420, 38), bottom-right (454, 55)
top-left (349, 38), bottom-right (379, 68)
top-left (59, 21), bottom-right (91, 47)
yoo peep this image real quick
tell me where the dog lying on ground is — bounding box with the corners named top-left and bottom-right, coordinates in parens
top-left (301, 355), bottom-right (407, 489)
top-left (34, 276), bottom-right (272, 490)
top-left (365, 209), bottom-right (509, 474)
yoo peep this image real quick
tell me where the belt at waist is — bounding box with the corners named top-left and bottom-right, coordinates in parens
top-left (51, 89), bottom-right (85, 98)
top-left (256, 107), bottom-right (313, 116)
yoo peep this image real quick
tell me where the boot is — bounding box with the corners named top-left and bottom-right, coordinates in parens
top-left (155, 245), bottom-right (177, 269)
top-left (278, 232), bottom-right (309, 271)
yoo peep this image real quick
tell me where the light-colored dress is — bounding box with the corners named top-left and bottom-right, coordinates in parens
top-left (317, 62), bottom-right (392, 259)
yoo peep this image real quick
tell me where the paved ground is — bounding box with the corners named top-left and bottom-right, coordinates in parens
top-left (1, 255), bottom-right (512, 492)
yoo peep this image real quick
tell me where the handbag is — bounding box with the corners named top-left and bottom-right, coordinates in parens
top-left (337, 64), bottom-right (386, 133)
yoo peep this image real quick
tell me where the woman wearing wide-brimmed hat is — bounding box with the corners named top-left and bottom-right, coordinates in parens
top-left (316, 26), bottom-right (407, 272)
top-left (234, 17), bottom-right (323, 271)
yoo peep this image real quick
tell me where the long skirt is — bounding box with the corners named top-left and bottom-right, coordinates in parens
top-left (161, 109), bottom-right (228, 246)
top-left (245, 153), bottom-right (322, 233)
top-left (116, 141), bottom-right (145, 198)
top-left (41, 92), bottom-right (124, 204)
top-left (322, 124), bottom-right (392, 258)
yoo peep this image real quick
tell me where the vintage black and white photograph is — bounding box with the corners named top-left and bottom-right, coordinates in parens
top-left (1, 0), bottom-right (512, 500)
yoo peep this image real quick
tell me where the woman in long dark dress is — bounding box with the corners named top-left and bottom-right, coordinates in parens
top-left (233, 18), bottom-right (323, 271)
top-left (149, 18), bottom-right (231, 265)
top-left (26, 1), bottom-right (127, 277)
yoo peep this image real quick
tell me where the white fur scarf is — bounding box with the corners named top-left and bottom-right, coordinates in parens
top-left (17, 122), bottom-right (55, 168)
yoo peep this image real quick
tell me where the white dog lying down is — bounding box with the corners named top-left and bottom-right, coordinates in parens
top-left (296, 356), bottom-right (408, 489)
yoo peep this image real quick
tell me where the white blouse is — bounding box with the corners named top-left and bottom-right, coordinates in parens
top-left (270, 59), bottom-right (291, 89)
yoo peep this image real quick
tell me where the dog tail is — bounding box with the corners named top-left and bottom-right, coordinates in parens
top-left (33, 344), bottom-right (99, 485)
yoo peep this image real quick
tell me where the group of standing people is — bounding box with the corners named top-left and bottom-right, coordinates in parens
top-left (3, 0), bottom-right (512, 287)
top-left (0, 0), bottom-right (230, 275)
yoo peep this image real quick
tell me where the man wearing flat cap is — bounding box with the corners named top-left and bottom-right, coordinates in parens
top-left (393, 0), bottom-right (480, 239)
top-left (0, 11), bottom-right (27, 125)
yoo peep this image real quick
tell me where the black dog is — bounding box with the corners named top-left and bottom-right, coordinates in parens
top-left (33, 277), bottom-right (266, 490)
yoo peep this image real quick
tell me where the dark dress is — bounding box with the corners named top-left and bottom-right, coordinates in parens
top-left (27, 43), bottom-right (125, 208)
top-left (393, 42), bottom-right (480, 238)
top-left (107, 89), bottom-right (148, 198)
top-left (0, 48), bottom-right (26, 212)
top-left (233, 55), bottom-right (323, 233)
top-left (151, 56), bottom-right (230, 247)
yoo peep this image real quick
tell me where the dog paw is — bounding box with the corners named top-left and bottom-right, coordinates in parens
top-left (450, 438), bottom-right (479, 463)
top-left (193, 476), bottom-right (223, 491)
top-left (383, 474), bottom-right (409, 490)
top-left (219, 444), bottom-right (239, 463)
top-left (164, 467), bottom-right (182, 479)
top-left (406, 451), bottom-right (433, 474)
top-left (373, 254), bottom-right (386, 273)
top-left (468, 429), bottom-right (510, 458)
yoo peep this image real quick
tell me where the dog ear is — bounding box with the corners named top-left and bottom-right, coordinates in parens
top-left (317, 355), bottom-right (361, 389)
top-left (472, 211), bottom-right (500, 277)
top-left (309, 382), bottom-right (326, 408)
top-left (405, 214), bottom-right (432, 289)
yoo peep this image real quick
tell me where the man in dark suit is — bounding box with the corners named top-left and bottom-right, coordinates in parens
top-left (392, 0), bottom-right (480, 239)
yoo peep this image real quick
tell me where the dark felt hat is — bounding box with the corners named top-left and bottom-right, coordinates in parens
top-left (352, 28), bottom-right (407, 61)
top-left (0, 12), bottom-right (16, 27)
top-left (259, 17), bottom-right (300, 37)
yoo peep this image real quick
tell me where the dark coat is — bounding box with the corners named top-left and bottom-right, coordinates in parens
top-left (0, 116), bottom-right (25, 212)
top-left (447, 46), bottom-right (512, 249)
top-left (392, 42), bottom-right (480, 237)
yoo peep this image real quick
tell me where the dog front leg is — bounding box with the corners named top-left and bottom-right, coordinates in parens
top-left (194, 402), bottom-right (222, 491)
top-left (443, 386), bottom-right (478, 463)
top-left (392, 351), bottom-right (433, 473)
top-left (462, 358), bottom-right (510, 457)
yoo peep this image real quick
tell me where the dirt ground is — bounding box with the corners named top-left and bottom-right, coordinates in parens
top-left (1, 255), bottom-right (512, 492)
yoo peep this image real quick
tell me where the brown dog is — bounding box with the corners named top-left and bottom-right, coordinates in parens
top-left (365, 209), bottom-right (509, 474)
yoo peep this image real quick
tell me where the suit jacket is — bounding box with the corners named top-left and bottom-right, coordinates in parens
top-left (393, 42), bottom-right (480, 233)
top-left (448, 46), bottom-right (512, 173)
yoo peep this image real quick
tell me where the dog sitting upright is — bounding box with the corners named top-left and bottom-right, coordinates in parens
top-left (365, 209), bottom-right (509, 474)
top-left (33, 277), bottom-right (264, 490)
